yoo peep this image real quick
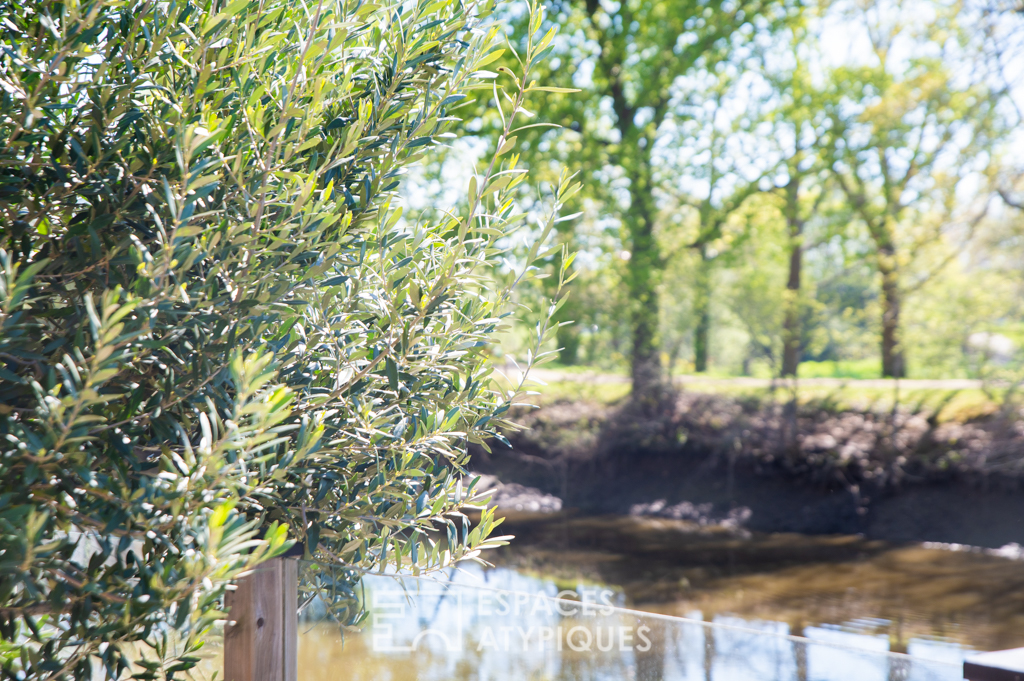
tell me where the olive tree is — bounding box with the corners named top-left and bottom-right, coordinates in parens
top-left (0, 0), bottom-right (571, 678)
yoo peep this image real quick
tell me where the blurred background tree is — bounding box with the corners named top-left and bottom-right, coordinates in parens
top-left (462, 0), bottom-right (797, 394)
top-left (456, 0), bottom-right (1024, 389)
top-left (822, 0), bottom-right (1004, 378)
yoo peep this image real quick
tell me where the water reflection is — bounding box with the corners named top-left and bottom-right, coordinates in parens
top-left (296, 565), bottom-right (964, 681)
top-left (295, 514), bottom-right (1024, 679)
top-left (487, 514), bottom-right (1024, 652)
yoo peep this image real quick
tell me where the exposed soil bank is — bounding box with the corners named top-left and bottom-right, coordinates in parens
top-left (470, 393), bottom-right (1024, 548)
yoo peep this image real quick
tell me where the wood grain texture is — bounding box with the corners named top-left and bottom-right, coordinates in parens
top-left (224, 558), bottom-right (298, 681)
top-left (253, 560), bottom-right (284, 681)
top-left (282, 559), bottom-right (298, 681)
top-left (224, 571), bottom-right (254, 681)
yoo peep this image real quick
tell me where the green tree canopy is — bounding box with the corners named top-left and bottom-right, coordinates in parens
top-left (485, 0), bottom-right (794, 395)
top-left (823, 5), bottom-right (1002, 377)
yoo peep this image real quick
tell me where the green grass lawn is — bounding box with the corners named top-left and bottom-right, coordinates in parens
top-left (512, 374), bottom-right (1000, 424)
top-left (506, 356), bottom-right (1011, 424)
top-left (544, 358), bottom-right (903, 381)
top-left (797, 359), bottom-right (882, 379)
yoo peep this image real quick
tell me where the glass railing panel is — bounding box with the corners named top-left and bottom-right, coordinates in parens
top-left (119, 627), bottom-right (223, 681)
top-left (189, 627), bottom-right (224, 681)
top-left (295, 561), bottom-right (965, 681)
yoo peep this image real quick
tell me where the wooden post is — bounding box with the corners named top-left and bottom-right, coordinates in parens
top-left (225, 558), bottom-right (298, 681)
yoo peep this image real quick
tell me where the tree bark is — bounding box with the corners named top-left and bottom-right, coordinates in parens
top-left (781, 177), bottom-right (803, 377)
top-left (693, 248), bottom-right (712, 373)
top-left (879, 255), bottom-right (905, 378)
top-left (556, 324), bottom-right (580, 365)
top-left (626, 140), bottom-right (663, 396)
top-left (627, 207), bottom-right (662, 394)
top-left (781, 244), bottom-right (802, 377)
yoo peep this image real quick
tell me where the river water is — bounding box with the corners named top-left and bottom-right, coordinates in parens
top-left (294, 513), bottom-right (1024, 680)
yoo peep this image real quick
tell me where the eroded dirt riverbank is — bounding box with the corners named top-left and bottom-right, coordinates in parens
top-left (471, 393), bottom-right (1024, 547)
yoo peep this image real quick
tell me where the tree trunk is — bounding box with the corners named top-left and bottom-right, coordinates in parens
top-left (630, 291), bottom-right (661, 393)
top-left (693, 249), bottom-right (712, 373)
top-left (628, 226), bottom-right (661, 394)
top-left (879, 255), bottom-right (905, 378)
top-left (626, 150), bottom-right (663, 397)
top-left (781, 178), bottom-right (803, 377)
top-left (555, 318), bottom-right (580, 365)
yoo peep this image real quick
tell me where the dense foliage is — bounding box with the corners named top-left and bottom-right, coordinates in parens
top-left (0, 0), bottom-right (571, 678)
top-left (466, 0), bottom-right (798, 393)
top-left (478, 0), bottom-right (1023, 385)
